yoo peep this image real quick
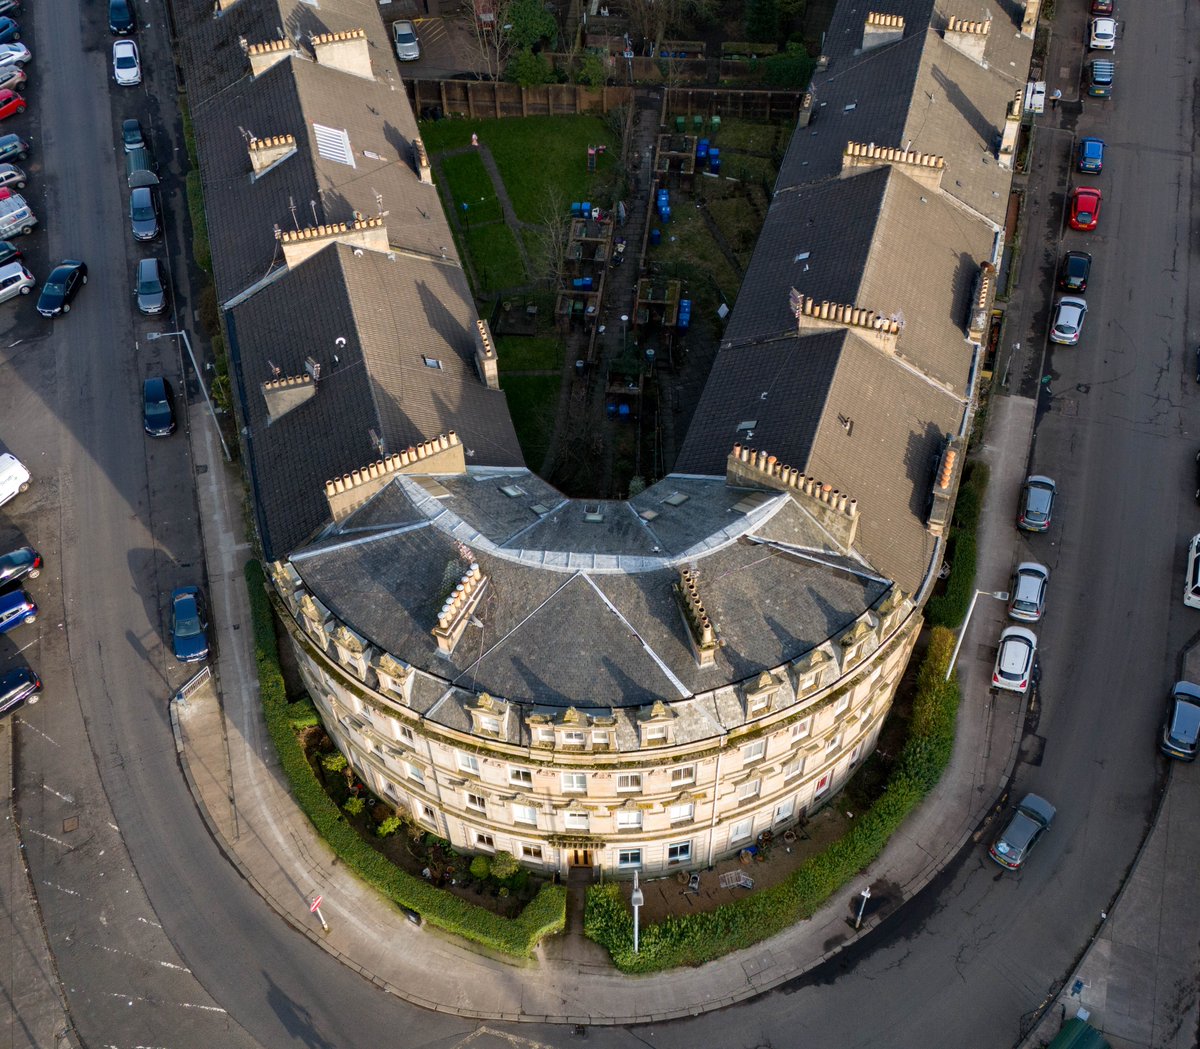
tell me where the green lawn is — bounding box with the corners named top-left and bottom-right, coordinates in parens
top-left (440, 151), bottom-right (503, 224)
top-left (501, 374), bottom-right (561, 470)
top-left (464, 224), bottom-right (527, 295)
top-left (497, 335), bottom-right (564, 372)
top-left (419, 116), bottom-right (617, 223)
top-left (653, 206), bottom-right (742, 309)
top-left (711, 119), bottom-right (786, 154)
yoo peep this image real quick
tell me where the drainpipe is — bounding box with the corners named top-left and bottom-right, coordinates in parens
top-left (706, 744), bottom-right (725, 867)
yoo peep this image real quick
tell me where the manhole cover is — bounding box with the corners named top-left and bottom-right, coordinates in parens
top-left (196, 464), bottom-right (208, 474)
top-left (62, 816), bottom-right (78, 833)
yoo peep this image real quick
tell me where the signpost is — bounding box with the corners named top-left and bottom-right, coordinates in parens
top-left (310, 894), bottom-right (329, 932)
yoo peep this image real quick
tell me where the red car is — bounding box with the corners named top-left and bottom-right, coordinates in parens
top-left (1069, 187), bottom-right (1102, 231)
top-left (0, 89), bottom-right (24, 120)
top-left (1091, 0), bottom-right (1113, 12)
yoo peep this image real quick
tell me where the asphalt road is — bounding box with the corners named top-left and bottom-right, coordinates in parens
top-left (0, 0), bottom-right (1194, 1047)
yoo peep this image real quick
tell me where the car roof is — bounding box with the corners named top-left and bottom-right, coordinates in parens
top-left (1016, 793), bottom-right (1056, 825)
top-left (1015, 562), bottom-right (1048, 580)
top-left (137, 256), bottom-right (159, 275)
top-left (1057, 297), bottom-right (1086, 312)
top-left (1026, 475), bottom-right (1055, 489)
top-left (0, 587), bottom-right (32, 611)
top-left (1172, 680), bottom-right (1200, 704)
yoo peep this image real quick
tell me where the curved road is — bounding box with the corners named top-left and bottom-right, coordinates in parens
top-left (0, 0), bottom-right (1193, 1046)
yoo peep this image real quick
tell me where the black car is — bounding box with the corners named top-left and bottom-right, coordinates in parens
top-left (0, 666), bottom-right (40, 720)
top-left (122, 117), bottom-right (145, 152)
top-left (0, 237), bottom-right (20, 266)
top-left (135, 257), bottom-right (167, 315)
top-left (171, 586), bottom-right (210, 663)
top-left (1057, 251), bottom-right (1091, 293)
top-left (142, 375), bottom-right (176, 436)
top-left (0, 0), bottom-right (19, 16)
top-left (0, 544), bottom-right (40, 587)
top-left (0, 131), bottom-right (27, 161)
top-left (108, 0), bottom-right (135, 33)
top-left (129, 186), bottom-right (159, 241)
top-left (36, 260), bottom-right (87, 317)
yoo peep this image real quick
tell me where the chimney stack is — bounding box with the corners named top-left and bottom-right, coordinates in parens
top-left (248, 133), bottom-right (297, 177)
top-left (247, 38), bottom-right (297, 78)
top-left (310, 29), bottom-right (373, 80)
top-left (862, 12), bottom-right (904, 51)
top-left (474, 319), bottom-right (500, 389)
top-left (277, 216), bottom-right (389, 269)
top-left (943, 16), bottom-right (990, 65)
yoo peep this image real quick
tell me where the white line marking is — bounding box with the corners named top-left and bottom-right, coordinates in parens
top-left (25, 827), bottom-right (71, 848)
top-left (15, 720), bottom-right (60, 745)
top-left (86, 942), bottom-right (191, 973)
top-left (42, 881), bottom-right (81, 897)
top-left (42, 784), bottom-right (75, 803)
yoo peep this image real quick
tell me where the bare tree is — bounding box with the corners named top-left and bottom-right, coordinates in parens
top-left (465, 0), bottom-right (518, 81)
top-left (531, 185), bottom-right (572, 290)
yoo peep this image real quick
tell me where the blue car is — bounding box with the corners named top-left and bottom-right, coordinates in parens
top-left (171, 586), bottom-right (209, 663)
top-left (0, 587), bottom-right (37, 633)
top-left (0, 17), bottom-right (19, 43)
top-left (1077, 137), bottom-right (1104, 174)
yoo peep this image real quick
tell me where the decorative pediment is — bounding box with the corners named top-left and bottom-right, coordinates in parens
top-left (331, 624), bottom-right (366, 655)
top-left (560, 706), bottom-right (587, 725)
top-left (299, 593), bottom-right (331, 625)
top-left (476, 692), bottom-right (502, 713)
top-left (269, 560), bottom-right (303, 599)
top-left (840, 618), bottom-right (876, 647)
top-left (373, 652), bottom-right (410, 678)
top-left (745, 670), bottom-right (782, 712)
top-left (641, 700), bottom-right (674, 723)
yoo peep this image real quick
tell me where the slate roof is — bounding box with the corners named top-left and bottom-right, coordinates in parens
top-left (292, 476), bottom-right (889, 709)
top-left (778, 0), bottom-right (1032, 225)
top-left (229, 242), bottom-right (521, 558)
top-left (192, 55), bottom-right (446, 305)
top-left (674, 328), bottom-right (963, 593)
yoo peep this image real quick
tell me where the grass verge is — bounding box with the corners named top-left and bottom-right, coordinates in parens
top-left (500, 373), bottom-right (560, 468)
top-left (497, 334), bottom-right (564, 371)
top-left (464, 223), bottom-right (527, 294)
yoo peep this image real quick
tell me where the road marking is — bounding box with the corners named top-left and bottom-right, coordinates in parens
top-left (42, 784), bottom-right (75, 803)
top-left (42, 881), bottom-right (82, 897)
top-left (15, 719), bottom-right (60, 745)
top-left (25, 827), bottom-right (71, 848)
top-left (87, 942), bottom-right (191, 973)
top-left (106, 992), bottom-right (226, 1014)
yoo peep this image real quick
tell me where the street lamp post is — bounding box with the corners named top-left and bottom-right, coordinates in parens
top-left (620, 313), bottom-right (629, 351)
top-left (630, 870), bottom-right (644, 954)
top-left (946, 588), bottom-right (1010, 681)
top-left (146, 329), bottom-right (232, 462)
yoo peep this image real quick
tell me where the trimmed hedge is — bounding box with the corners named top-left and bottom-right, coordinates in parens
top-left (584, 627), bottom-right (962, 972)
top-left (245, 561), bottom-right (566, 956)
top-left (923, 461), bottom-right (990, 628)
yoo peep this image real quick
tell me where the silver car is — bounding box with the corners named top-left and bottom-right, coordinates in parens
top-left (1050, 296), bottom-right (1087, 345)
top-left (1008, 563), bottom-right (1049, 622)
top-left (135, 257), bottom-right (167, 315)
top-left (989, 793), bottom-right (1056, 869)
top-left (392, 19), bottom-right (420, 61)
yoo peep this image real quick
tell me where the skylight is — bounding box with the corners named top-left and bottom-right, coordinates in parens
top-left (663, 492), bottom-right (689, 507)
top-left (313, 124), bottom-right (355, 167)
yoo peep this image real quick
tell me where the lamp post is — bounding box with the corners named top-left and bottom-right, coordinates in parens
top-left (630, 870), bottom-right (644, 954)
top-left (946, 588), bottom-right (1010, 681)
top-left (146, 330), bottom-right (232, 462)
top-left (620, 313), bottom-right (629, 352)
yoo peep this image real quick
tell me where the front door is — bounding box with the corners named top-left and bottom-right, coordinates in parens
top-left (569, 848), bottom-right (592, 867)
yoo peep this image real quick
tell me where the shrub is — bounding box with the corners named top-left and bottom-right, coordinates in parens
top-left (344, 796), bottom-right (365, 816)
top-left (470, 855), bottom-right (492, 880)
top-left (490, 850), bottom-right (519, 880)
top-left (585, 627), bottom-right (961, 972)
top-left (377, 816), bottom-right (401, 838)
top-left (924, 461), bottom-right (990, 628)
top-left (184, 170), bottom-right (211, 274)
top-left (321, 752), bottom-right (348, 774)
top-left (245, 560), bottom-right (566, 956)
top-left (509, 49), bottom-right (555, 87)
top-left (575, 53), bottom-right (608, 87)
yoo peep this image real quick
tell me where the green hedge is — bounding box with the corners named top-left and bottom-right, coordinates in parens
top-left (244, 561), bottom-right (566, 956)
top-left (923, 461), bottom-right (990, 628)
top-left (584, 627), bottom-right (961, 972)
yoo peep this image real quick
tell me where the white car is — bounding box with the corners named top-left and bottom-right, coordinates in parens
top-left (0, 42), bottom-right (29, 66)
top-left (1049, 296), bottom-right (1087, 345)
top-left (992, 626), bottom-right (1037, 694)
top-left (1185, 534), bottom-right (1200, 609)
top-left (112, 39), bottom-right (140, 85)
top-left (0, 451), bottom-right (30, 506)
top-left (1089, 17), bottom-right (1116, 50)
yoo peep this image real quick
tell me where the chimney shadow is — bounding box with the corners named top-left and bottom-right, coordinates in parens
top-left (930, 64), bottom-right (997, 151)
top-left (905, 420), bottom-right (947, 520)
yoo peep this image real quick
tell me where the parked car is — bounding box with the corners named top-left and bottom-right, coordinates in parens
top-left (0, 162), bottom-right (25, 190)
top-left (0, 89), bottom-right (25, 120)
top-left (36, 259), bottom-right (86, 317)
top-left (0, 132), bottom-right (27, 161)
top-left (1017, 475), bottom-right (1056, 532)
top-left (0, 544), bottom-right (40, 587)
top-left (1009, 563), bottom-right (1049, 622)
top-left (0, 450), bottom-right (29, 505)
top-left (122, 117), bottom-right (145, 152)
top-left (989, 794), bottom-right (1056, 869)
top-left (128, 185), bottom-right (158, 240)
top-left (0, 666), bottom-right (40, 720)
top-left (135, 256), bottom-right (167, 315)
top-left (1077, 137), bottom-right (1104, 174)
top-left (0, 0), bottom-right (20, 16)
top-left (1050, 296), bottom-right (1087, 345)
top-left (0, 43), bottom-right (30, 66)
top-left (0, 586), bottom-right (37, 633)
top-left (1195, 449), bottom-right (1200, 504)
top-left (1160, 681), bottom-right (1200, 761)
top-left (171, 586), bottom-right (209, 663)
top-left (142, 375), bottom-right (176, 436)
top-left (1090, 0), bottom-right (1112, 12)
top-left (0, 258), bottom-right (32, 303)
top-left (108, 0), bottom-right (135, 33)
top-left (1089, 16), bottom-right (1116, 49)
top-left (1058, 251), bottom-right (1091, 292)
top-left (392, 19), bottom-right (420, 60)
top-left (1069, 187), bottom-right (1102, 231)
top-left (992, 626), bottom-right (1037, 694)
top-left (0, 64), bottom-right (22, 91)
top-left (1087, 59), bottom-right (1114, 98)
top-left (1185, 533), bottom-right (1200, 609)
top-left (0, 238), bottom-right (20, 265)
top-left (112, 39), bottom-right (140, 86)
top-left (0, 17), bottom-right (21, 43)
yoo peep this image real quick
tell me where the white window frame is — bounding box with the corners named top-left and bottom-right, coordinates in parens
top-left (826, 734), bottom-right (842, 757)
top-left (565, 811), bottom-right (590, 831)
top-left (406, 763), bottom-right (425, 785)
top-left (479, 715), bottom-right (501, 734)
top-left (616, 810), bottom-right (643, 830)
top-left (834, 693), bottom-right (851, 716)
top-left (791, 718), bottom-right (812, 740)
top-left (561, 771), bottom-right (587, 793)
top-left (618, 848), bottom-right (642, 869)
top-left (729, 818), bottom-right (753, 845)
top-left (562, 730), bottom-right (586, 746)
top-left (737, 778), bottom-right (761, 801)
top-left (669, 802), bottom-right (694, 824)
top-left (784, 756), bottom-right (806, 780)
top-left (592, 729), bottom-right (611, 747)
top-left (645, 725), bottom-right (669, 743)
top-left (521, 843), bottom-right (544, 861)
top-left (512, 803), bottom-right (538, 826)
top-left (671, 765), bottom-right (696, 786)
top-left (774, 798), bottom-right (795, 824)
top-left (509, 767), bottom-right (533, 787)
top-left (741, 739), bottom-right (766, 763)
top-left (457, 752), bottom-right (480, 775)
top-left (667, 840), bottom-right (692, 864)
top-left (814, 773), bottom-right (831, 798)
top-left (616, 773), bottom-right (642, 793)
top-left (466, 791), bottom-right (487, 813)
top-left (392, 722), bottom-right (415, 744)
top-left (475, 832), bottom-right (495, 850)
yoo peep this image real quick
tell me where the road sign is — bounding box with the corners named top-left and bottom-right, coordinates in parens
top-left (310, 895), bottom-right (323, 913)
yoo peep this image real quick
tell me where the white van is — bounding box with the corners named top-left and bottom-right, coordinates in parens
top-left (0, 192), bottom-right (35, 238)
top-left (1185, 534), bottom-right (1200, 609)
top-left (0, 451), bottom-right (30, 506)
top-left (0, 259), bottom-right (33, 303)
